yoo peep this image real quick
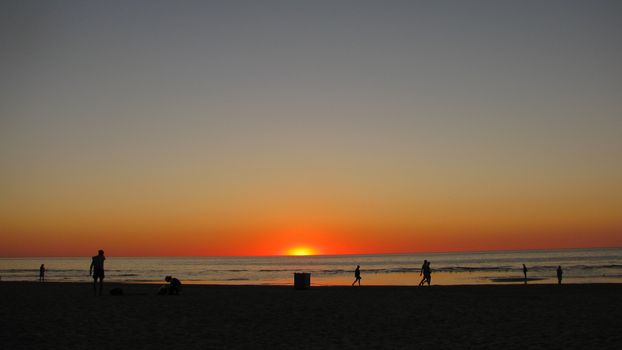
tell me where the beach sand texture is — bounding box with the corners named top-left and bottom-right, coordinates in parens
top-left (1, 282), bottom-right (620, 349)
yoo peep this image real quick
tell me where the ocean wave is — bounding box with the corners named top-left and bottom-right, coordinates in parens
top-left (2, 264), bottom-right (620, 277)
top-left (256, 264), bottom-right (622, 275)
top-left (259, 269), bottom-right (291, 272)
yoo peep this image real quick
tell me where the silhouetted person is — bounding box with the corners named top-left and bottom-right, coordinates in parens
top-left (557, 266), bottom-right (563, 285)
top-left (352, 265), bottom-right (361, 286)
top-left (89, 250), bottom-right (106, 295)
top-left (523, 264), bottom-right (528, 284)
top-left (165, 276), bottom-right (182, 295)
top-left (419, 260), bottom-right (429, 286)
top-left (39, 264), bottom-right (45, 282)
top-left (424, 261), bottom-right (432, 286)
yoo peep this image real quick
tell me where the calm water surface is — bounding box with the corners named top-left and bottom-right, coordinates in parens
top-left (1, 248), bottom-right (621, 286)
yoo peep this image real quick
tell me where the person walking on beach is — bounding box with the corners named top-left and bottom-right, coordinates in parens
top-left (39, 264), bottom-right (45, 282)
top-left (352, 265), bottom-right (362, 286)
top-left (418, 260), bottom-right (429, 286)
top-left (89, 250), bottom-right (106, 295)
top-left (556, 266), bottom-right (563, 285)
top-left (425, 261), bottom-right (432, 286)
top-left (522, 264), bottom-right (528, 284)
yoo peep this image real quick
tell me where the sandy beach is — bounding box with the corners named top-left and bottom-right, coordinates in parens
top-left (1, 282), bottom-right (620, 349)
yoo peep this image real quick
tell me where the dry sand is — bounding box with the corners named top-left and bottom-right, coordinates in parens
top-left (1, 282), bottom-right (620, 349)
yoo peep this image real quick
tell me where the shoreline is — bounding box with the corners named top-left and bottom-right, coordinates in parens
top-left (4, 248), bottom-right (621, 286)
top-left (3, 280), bottom-right (622, 287)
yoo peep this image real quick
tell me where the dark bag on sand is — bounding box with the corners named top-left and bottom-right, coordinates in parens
top-left (110, 288), bottom-right (124, 296)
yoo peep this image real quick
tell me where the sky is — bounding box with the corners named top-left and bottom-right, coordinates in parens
top-left (1, 0), bottom-right (621, 256)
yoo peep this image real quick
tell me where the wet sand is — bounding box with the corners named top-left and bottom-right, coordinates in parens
top-left (1, 282), bottom-right (620, 349)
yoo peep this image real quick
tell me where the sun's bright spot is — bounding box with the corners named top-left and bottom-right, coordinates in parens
top-left (287, 247), bottom-right (316, 256)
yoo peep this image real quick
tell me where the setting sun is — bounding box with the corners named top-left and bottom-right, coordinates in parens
top-left (286, 247), bottom-right (316, 256)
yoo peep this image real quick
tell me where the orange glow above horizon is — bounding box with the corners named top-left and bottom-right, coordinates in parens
top-left (286, 247), bottom-right (316, 256)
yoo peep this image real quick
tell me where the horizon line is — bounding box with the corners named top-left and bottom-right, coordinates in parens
top-left (1, 245), bottom-right (620, 259)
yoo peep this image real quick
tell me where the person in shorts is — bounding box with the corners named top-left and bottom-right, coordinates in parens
top-left (89, 250), bottom-right (106, 295)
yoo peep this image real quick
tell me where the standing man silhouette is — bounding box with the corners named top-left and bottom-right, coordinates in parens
top-left (522, 264), bottom-right (528, 284)
top-left (424, 261), bottom-right (432, 286)
top-left (89, 250), bottom-right (106, 295)
top-left (556, 266), bottom-right (563, 285)
top-left (352, 265), bottom-right (362, 286)
top-left (39, 264), bottom-right (45, 282)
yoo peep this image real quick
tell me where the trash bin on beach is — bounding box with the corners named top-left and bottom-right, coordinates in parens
top-left (294, 273), bottom-right (311, 290)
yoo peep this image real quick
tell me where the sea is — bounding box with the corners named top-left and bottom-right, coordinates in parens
top-left (1, 248), bottom-right (621, 286)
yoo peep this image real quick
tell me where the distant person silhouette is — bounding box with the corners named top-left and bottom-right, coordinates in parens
top-left (522, 264), bottom-right (528, 284)
top-left (557, 266), bottom-right (563, 285)
top-left (89, 250), bottom-right (106, 295)
top-left (39, 264), bottom-right (45, 282)
top-left (352, 265), bottom-right (361, 286)
top-left (425, 261), bottom-right (432, 286)
top-left (164, 276), bottom-right (182, 295)
top-left (419, 260), bottom-right (432, 287)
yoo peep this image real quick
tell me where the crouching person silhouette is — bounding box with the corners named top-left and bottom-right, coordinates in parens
top-left (161, 276), bottom-right (182, 295)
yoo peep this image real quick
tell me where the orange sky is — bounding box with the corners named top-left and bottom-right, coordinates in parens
top-left (2, 187), bottom-right (621, 256)
top-left (1, 225), bottom-right (620, 257)
top-left (1, 1), bottom-right (622, 256)
top-left (1, 136), bottom-right (621, 256)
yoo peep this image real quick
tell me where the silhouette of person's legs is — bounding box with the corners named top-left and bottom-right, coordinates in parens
top-left (93, 276), bottom-right (104, 295)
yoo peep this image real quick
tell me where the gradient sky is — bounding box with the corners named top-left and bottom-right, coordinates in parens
top-left (1, 0), bottom-right (621, 256)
